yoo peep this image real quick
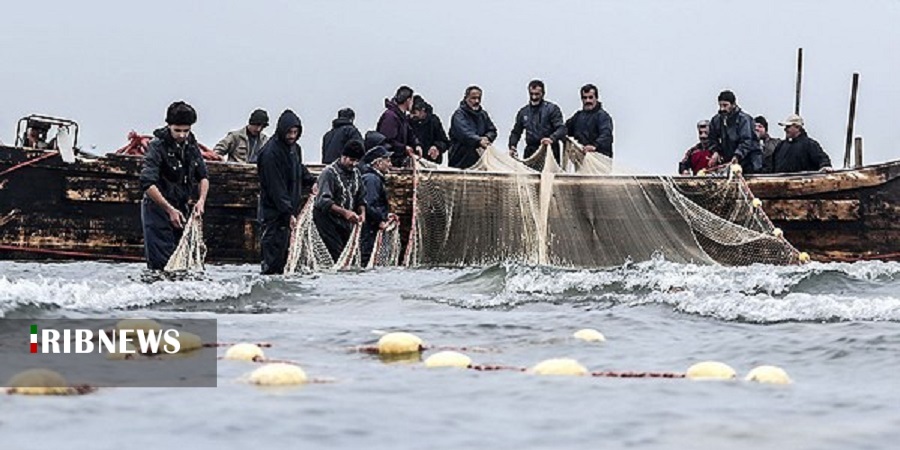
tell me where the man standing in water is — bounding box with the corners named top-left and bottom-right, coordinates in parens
top-left (139, 101), bottom-right (209, 270)
top-left (565, 83), bottom-right (614, 158)
top-left (509, 79), bottom-right (566, 161)
top-left (257, 109), bottom-right (317, 275)
top-left (314, 139), bottom-right (367, 261)
top-left (448, 85), bottom-right (497, 169)
top-left (707, 90), bottom-right (762, 173)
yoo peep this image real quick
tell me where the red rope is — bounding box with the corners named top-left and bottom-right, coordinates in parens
top-left (0, 151), bottom-right (59, 177)
top-left (0, 244), bottom-right (144, 261)
top-left (591, 371), bottom-right (685, 378)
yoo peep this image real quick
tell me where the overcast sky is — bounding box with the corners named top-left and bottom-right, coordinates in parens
top-left (2, 0), bottom-right (897, 173)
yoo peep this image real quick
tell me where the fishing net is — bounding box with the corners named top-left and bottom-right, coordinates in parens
top-left (164, 214), bottom-right (207, 272)
top-left (284, 197), bottom-right (334, 274)
top-left (367, 224), bottom-right (401, 268)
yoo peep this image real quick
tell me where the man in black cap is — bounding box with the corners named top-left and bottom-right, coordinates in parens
top-left (321, 107), bottom-right (363, 164)
top-left (509, 79), bottom-right (567, 162)
top-left (314, 139), bottom-right (367, 261)
top-left (754, 116), bottom-right (781, 173)
top-left (566, 83), bottom-right (614, 158)
top-left (139, 101), bottom-right (210, 270)
top-left (410, 95), bottom-right (450, 164)
top-left (707, 90), bottom-right (763, 173)
top-left (359, 145), bottom-right (398, 264)
top-left (256, 109), bottom-right (317, 275)
top-left (214, 109), bottom-right (270, 163)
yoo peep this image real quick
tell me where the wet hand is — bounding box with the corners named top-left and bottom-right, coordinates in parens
top-left (344, 210), bottom-right (361, 224)
top-left (427, 146), bottom-right (440, 159)
top-left (584, 145), bottom-right (596, 153)
top-left (167, 207), bottom-right (185, 229)
top-left (479, 137), bottom-right (490, 148)
top-left (290, 215), bottom-right (298, 230)
top-left (193, 200), bottom-right (205, 217)
top-left (508, 147), bottom-right (518, 158)
top-left (540, 138), bottom-right (552, 146)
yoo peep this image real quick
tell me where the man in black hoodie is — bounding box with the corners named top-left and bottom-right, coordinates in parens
top-left (139, 101), bottom-right (209, 270)
top-left (410, 95), bottom-right (450, 164)
top-left (566, 84), bottom-right (614, 158)
top-left (256, 109), bottom-right (317, 275)
top-left (448, 85), bottom-right (497, 169)
top-left (321, 107), bottom-right (363, 164)
top-left (509, 79), bottom-right (567, 161)
top-left (314, 139), bottom-right (367, 261)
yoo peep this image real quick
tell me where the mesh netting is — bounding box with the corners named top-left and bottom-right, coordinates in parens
top-left (285, 197), bottom-right (334, 274)
top-left (164, 214), bottom-right (207, 272)
top-left (367, 224), bottom-right (401, 268)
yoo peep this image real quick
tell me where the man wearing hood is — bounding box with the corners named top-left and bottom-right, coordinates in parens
top-left (376, 85), bottom-right (422, 167)
top-left (321, 107), bottom-right (363, 164)
top-left (509, 79), bottom-right (567, 161)
top-left (410, 95), bottom-right (450, 164)
top-left (214, 109), bottom-right (270, 163)
top-left (707, 90), bottom-right (763, 173)
top-left (565, 84), bottom-right (614, 158)
top-left (448, 85), bottom-right (498, 169)
top-left (314, 139), bottom-right (367, 261)
top-left (359, 145), bottom-right (398, 265)
top-left (364, 130), bottom-right (388, 151)
top-left (139, 101), bottom-right (209, 270)
top-left (256, 109), bottom-right (317, 275)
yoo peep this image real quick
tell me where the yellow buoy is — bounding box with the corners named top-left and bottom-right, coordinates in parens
top-left (171, 331), bottom-right (203, 353)
top-left (224, 343), bottom-right (266, 361)
top-left (424, 351), bottom-right (472, 368)
top-left (377, 332), bottom-right (423, 355)
top-left (573, 328), bottom-right (606, 342)
top-left (685, 361), bottom-right (736, 380)
top-left (730, 164), bottom-right (743, 175)
top-left (116, 318), bottom-right (161, 333)
top-left (772, 228), bottom-right (784, 238)
top-left (798, 252), bottom-right (811, 263)
top-left (745, 365), bottom-right (792, 384)
top-left (6, 369), bottom-right (73, 395)
top-left (751, 198), bottom-right (762, 208)
top-left (248, 363), bottom-right (308, 386)
top-left (530, 358), bottom-right (588, 376)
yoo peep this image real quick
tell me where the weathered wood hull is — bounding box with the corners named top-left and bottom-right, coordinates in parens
top-left (2, 145), bottom-right (898, 264)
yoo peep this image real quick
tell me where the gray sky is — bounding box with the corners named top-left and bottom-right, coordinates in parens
top-left (2, 0), bottom-right (897, 173)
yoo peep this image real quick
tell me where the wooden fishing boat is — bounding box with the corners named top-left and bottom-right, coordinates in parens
top-left (1, 143), bottom-right (898, 264)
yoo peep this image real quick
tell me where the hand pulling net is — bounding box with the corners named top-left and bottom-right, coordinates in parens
top-left (164, 214), bottom-right (207, 272)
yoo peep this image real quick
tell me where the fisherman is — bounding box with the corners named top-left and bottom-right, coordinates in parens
top-left (771, 114), bottom-right (832, 173)
top-left (410, 95), bottom-right (450, 164)
top-left (365, 130), bottom-right (388, 152)
top-left (679, 120), bottom-right (713, 175)
top-left (448, 85), bottom-right (497, 169)
top-left (377, 85), bottom-right (422, 167)
top-left (509, 79), bottom-right (567, 162)
top-left (707, 90), bottom-right (763, 173)
top-left (214, 109), bottom-right (270, 163)
top-left (359, 145), bottom-right (399, 264)
top-left (321, 107), bottom-right (363, 164)
top-left (754, 116), bottom-right (781, 173)
top-left (256, 109), bottom-right (317, 275)
top-left (565, 83), bottom-right (614, 158)
top-left (314, 139), bottom-right (367, 261)
top-left (22, 120), bottom-right (54, 150)
top-left (139, 101), bottom-right (209, 270)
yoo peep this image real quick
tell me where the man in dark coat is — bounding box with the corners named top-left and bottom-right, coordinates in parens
top-left (365, 130), bottom-right (388, 151)
top-left (359, 146), bottom-right (398, 264)
top-left (140, 101), bottom-right (209, 270)
top-left (707, 90), bottom-right (763, 173)
top-left (509, 79), bottom-right (567, 161)
top-left (565, 83), bottom-right (614, 158)
top-left (256, 109), bottom-right (317, 275)
top-left (376, 85), bottom-right (422, 167)
top-left (448, 85), bottom-right (497, 169)
top-left (314, 139), bottom-right (367, 261)
top-left (410, 95), bottom-right (450, 164)
top-left (771, 114), bottom-right (833, 173)
top-left (754, 116), bottom-right (782, 173)
top-left (321, 107), bottom-right (363, 164)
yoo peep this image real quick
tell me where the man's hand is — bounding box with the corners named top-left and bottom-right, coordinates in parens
top-left (584, 145), bottom-right (596, 153)
top-left (479, 137), bottom-right (490, 149)
top-left (387, 213), bottom-right (399, 223)
top-left (379, 221), bottom-right (390, 230)
top-left (192, 200), bottom-right (205, 217)
top-left (311, 183), bottom-right (319, 196)
top-left (343, 209), bottom-right (361, 224)
top-left (427, 146), bottom-right (440, 160)
top-left (508, 147), bottom-right (518, 158)
top-left (290, 215), bottom-right (298, 230)
top-left (167, 207), bottom-right (186, 229)
top-left (708, 152), bottom-right (721, 167)
top-left (730, 156), bottom-right (740, 164)
top-left (820, 166), bottom-right (833, 173)
top-left (540, 137), bottom-right (553, 146)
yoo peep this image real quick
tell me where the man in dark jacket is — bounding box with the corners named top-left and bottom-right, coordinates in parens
top-left (140, 101), bottom-right (210, 270)
top-left (314, 139), bottom-right (367, 261)
top-left (410, 95), bottom-right (450, 164)
top-left (771, 114), bottom-right (833, 173)
top-left (365, 130), bottom-right (388, 151)
top-left (321, 107), bottom-right (363, 164)
top-left (256, 109), bottom-right (317, 275)
top-left (377, 85), bottom-right (422, 167)
top-left (565, 83), bottom-right (614, 158)
top-left (359, 146), bottom-right (398, 264)
top-left (509, 79), bottom-right (567, 161)
top-left (448, 85), bottom-right (497, 169)
top-left (754, 116), bottom-right (782, 173)
top-left (707, 90), bottom-right (763, 173)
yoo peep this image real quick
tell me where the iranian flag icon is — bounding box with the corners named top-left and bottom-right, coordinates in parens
top-left (30, 324), bottom-right (37, 353)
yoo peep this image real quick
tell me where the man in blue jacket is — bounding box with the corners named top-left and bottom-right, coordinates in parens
top-left (707, 90), bottom-right (763, 173)
top-left (508, 80), bottom-right (567, 161)
top-left (359, 146), bottom-right (398, 264)
top-left (448, 85), bottom-right (497, 169)
top-left (566, 84), bottom-right (614, 158)
top-left (140, 101), bottom-right (209, 270)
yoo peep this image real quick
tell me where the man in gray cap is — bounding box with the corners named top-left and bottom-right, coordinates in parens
top-left (359, 145), bottom-right (398, 264)
top-left (321, 107), bottom-right (363, 164)
top-left (214, 108), bottom-right (270, 163)
top-left (771, 114), bottom-right (832, 173)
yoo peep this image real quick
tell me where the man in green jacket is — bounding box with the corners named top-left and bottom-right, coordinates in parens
top-left (214, 109), bottom-right (270, 163)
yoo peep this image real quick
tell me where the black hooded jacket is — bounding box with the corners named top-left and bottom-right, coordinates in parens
top-left (708, 106), bottom-right (763, 173)
top-left (448, 100), bottom-right (497, 169)
top-left (410, 102), bottom-right (450, 164)
top-left (321, 117), bottom-right (362, 164)
top-left (771, 131), bottom-right (832, 173)
top-left (360, 163), bottom-right (389, 226)
top-left (566, 105), bottom-right (614, 158)
top-left (256, 110), bottom-right (315, 223)
top-left (140, 127), bottom-right (208, 213)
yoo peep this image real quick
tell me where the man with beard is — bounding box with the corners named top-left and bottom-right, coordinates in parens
top-left (359, 145), bottom-right (399, 264)
top-left (256, 109), bottom-right (317, 275)
top-left (448, 85), bottom-right (498, 169)
top-left (314, 139), bottom-right (367, 261)
top-left (508, 79), bottom-right (566, 161)
top-left (377, 85), bottom-right (422, 167)
top-left (321, 107), bottom-right (363, 164)
top-left (707, 90), bottom-right (763, 173)
top-left (771, 114), bottom-right (832, 173)
top-left (754, 116), bottom-right (782, 173)
top-left (565, 83), bottom-right (614, 158)
top-left (214, 108), bottom-right (270, 163)
top-left (139, 101), bottom-right (209, 270)
top-left (410, 95), bottom-right (450, 164)
top-left (679, 120), bottom-right (713, 175)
